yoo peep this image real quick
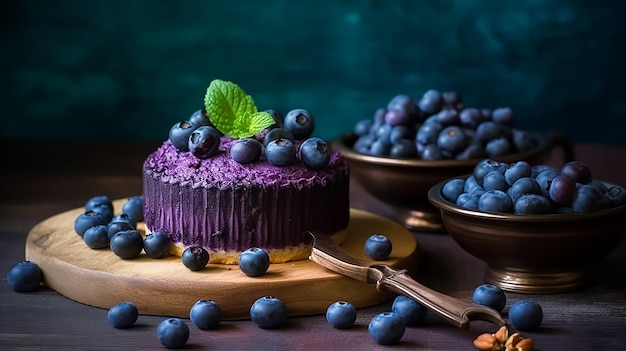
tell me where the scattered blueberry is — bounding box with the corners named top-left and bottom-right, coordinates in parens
top-left (90, 204), bottom-right (114, 223)
top-left (121, 195), bottom-right (144, 222)
top-left (74, 210), bottom-right (108, 238)
top-left (364, 234), bottom-right (393, 260)
top-left (264, 109), bottom-right (284, 128)
top-left (189, 299), bottom-right (222, 330)
top-left (514, 194), bottom-right (554, 215)
top-left (263, 128), bottom-right (295, 147)
top-left (442, 178), bottom-right (465, 203)
top-left (182, 246), bottom-right (210, 271)
top-left (477, 190), bottom-right (513, 213)
top-left (250, 296), bottom-right (288, 329)
top-left (325, 301), bottom-right (357, 329)
top-left (230, 138), bottom-right (263, 164)
top-left (110, 230), bottom-right (144, 259)
top-left (265, 138), bottom-right (297, 167)
top-left (6, 261), bottom-right (42, 292)
top-left (508, 300), bottom-right (543, 331)
top-left (188, 108), bottom-right (213, 127)
top-left (169, 120), bottom-right (198, 152)
top-left (83, 224), bottom-right (110, 249)
top-left (188, 125), bottom-right (221, 159)
top-left (110, 213), bottom-right (138, 230)
top-left (471, 284), bottom-right (506, 312)
top-left (391, 295), bottom-right (427, 326)
top-left (107, 221), bottom-right (135, 241)
top-left (283, 109), bottom-right (315, 140)
top-left (549, 174), bottom-right (577, 205)
top-left (107, 302), bottom-right (139, 329)
top-left (368, 312), bottom-right (406, 345)
top-left (300, 137), bottom-right (331, 170)
top-left (157, 318), bottom-right (189, 349)
top-left (85, 195), bottom-right (114, 213)
top-left (143, 231), bottom-right (171, 259)
top-left (606, 185), bottom-right (626, 207)
top-left (238, 247), bottom-right (270, 277)
top-left (561, 160), bottom-right (592, 184)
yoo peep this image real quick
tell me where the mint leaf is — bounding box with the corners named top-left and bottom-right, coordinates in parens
top-left (204, 79), bottom-right (274, 138)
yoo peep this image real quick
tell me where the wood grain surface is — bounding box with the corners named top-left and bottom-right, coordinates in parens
top-left (25, 201), bottom-right (419, 319)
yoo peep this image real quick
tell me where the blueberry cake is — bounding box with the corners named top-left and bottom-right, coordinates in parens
top-left (142, 80), bottom-right (350, 264)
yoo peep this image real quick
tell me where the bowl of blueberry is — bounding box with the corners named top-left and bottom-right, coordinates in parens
top-left (428, 159), bottom-right (626, 294)
top-left (332, 89), bottom-right (573, 232)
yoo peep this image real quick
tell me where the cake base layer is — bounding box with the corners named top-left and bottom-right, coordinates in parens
top-left (25, 201), bottom-right (419, 319)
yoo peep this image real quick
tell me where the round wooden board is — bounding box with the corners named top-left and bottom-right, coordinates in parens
top-left (25, 200), bottom-right (419, 319)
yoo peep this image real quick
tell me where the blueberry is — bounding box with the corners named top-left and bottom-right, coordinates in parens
top-left (353, 134), bottom-right (375, 154)
top-left (121, 195), bottom-right (144, 222)
top-left (482, 171), bottom-right (509, 192)
top-left (459, 108), bottom-right (483, 129)
top-left (433, 108), bottom-right (460, 126)
top-left (230, 138), bottom-right (263, 164)
top-left (437, 126), bottom-right (467, 154)
top-left (561, 161), bottom-right (592, 184)
top-left (110, 230), bottom-right (144, 259)
top-left (571, 185), bottom-right (606, 213)
top-left (353, 119), bottom-right (373, 136)
top-left (508, 177), bottom-right (542, 203)
top-left (485, 137), bottom-right (512, 157)
top-left (514, 194), bottom-right (554, 214)
top-left (250, 296), bottom-right (288, 329)
top-left (188, 108), bottom-right (213, 127)
top-left (143, 231), bottom-right (171, 259)
top-left (531, 164), bottom-right (556, 178)
top-left (419, 144), bottom-right (442, 160)
top-left (474, 159), bottom-right (507, 187)
top-left (370, 139), bottom-right (392, 156)
top-left (238, 247), bottom-right (270, 277)
top-left (463, 175), bottom-right (481, 193)
top-left (263, 128), bottom-right (295, 147)
top-left (491, 107), bottom-right (514, 126)
top-left (83, 224), bottom-right (110, 249)
top-left (475, 121), bottom-right (504, 144)
top-left (455, 143), bottom-right (487, 160)
top-left (589, 180), bottom-right (609, 195)
top-left (512, 129), bottom-right (537, 152)
top-left (107, 302), bottom-right (139, 329)
top-left (74, 210), bottom-right (108, 237)
top-left (442, 178), bottom-right (465, 203)
top-left (504, 161), bottom-right (533, 186)
top-left (391, 295), bottom-right (427, 326)
top-left (389, 125), bottom-right (414, 144)
top-left (283, 109), bottom-right (315, 140)
top-left (188, 125), bottom-right (221, 159)
top-left (265, 138), bottom-right (297, 167)
top-left (384, 109), bottom-right (411, 126)
top-left (90, 204), bottom-right (114, 223)
top-left (549, 174), bottom-right (577, 205)
top-left (300, 137), bottom-right (331, 169)
top-left (416, 121), bottom-right (442, 145)
top-left (387, 94), bottom-right (420, 120)
top-left (364, 234), bottom-right (392, 260)
top-left (169, 120), bottom-right (198, 152)
top-left (456, 193), bottom-right (478, 209)
top-left (535, 168), bottom-right (560, 197)
top-left (182, 246), bottom-right (210, 271)
top-left (471, 284), bottom-right (506, 312)
top-left (418, 89), bottom-right (443, 115)
top-left (508, 300), bottom-right (543, 331)
top-left (368, 312), bottom-right (406, 345)
top-left (606, 185), bottom-right (626, 207)
top-left (326, 301), bottom-right (357, 329)
top-left (478, 190), bottom-right (514, 213)
top-left (189, 299), bottom-right (222, 330)
top-left (442, 91), bottom-right (463, 110)
top-left (390, 139), bottom-right (418, 158)
top-left (6, 261), bottom-right (42, 292)
top-left (107, 221), bottom-right (135, 241)
top-left (157, 318), bottom-right (189, 349)
top-left (110, 213), bottom-right (138, 230)
top-left (85, 195), bottom-right (114, 213)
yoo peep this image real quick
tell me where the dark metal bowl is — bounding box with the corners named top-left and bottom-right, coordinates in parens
top-left (428, 177), bottom-right (626, 293)
top-left (331, 133), bottom-right (572, 232)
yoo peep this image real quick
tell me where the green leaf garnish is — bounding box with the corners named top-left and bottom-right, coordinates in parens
top-left (204, 79), bottom-right (275, 138)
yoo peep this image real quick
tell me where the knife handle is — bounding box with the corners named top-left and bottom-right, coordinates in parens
top-left (370, 264), bottom-right (506, 329)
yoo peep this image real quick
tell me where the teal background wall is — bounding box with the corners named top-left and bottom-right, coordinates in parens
top-left (2, 0), bottom-right (625, 143)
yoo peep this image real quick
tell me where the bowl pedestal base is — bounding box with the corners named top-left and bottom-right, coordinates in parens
top-left (394, 207), bottom-right (445, 233)
top-left (484, 267), bottom-right (588, 294)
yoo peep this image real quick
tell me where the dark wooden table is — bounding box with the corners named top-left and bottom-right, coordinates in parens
top-left (1, 141), bottom-right (625, 350)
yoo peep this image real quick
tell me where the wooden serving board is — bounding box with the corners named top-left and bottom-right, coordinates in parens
top-left (25, 200), bottom-right (419, 320)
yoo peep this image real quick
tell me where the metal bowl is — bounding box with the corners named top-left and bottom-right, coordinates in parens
top-left (428, 177), bottom-right (626, 293)
top-left (331, 133), bottom-right (572, 232)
